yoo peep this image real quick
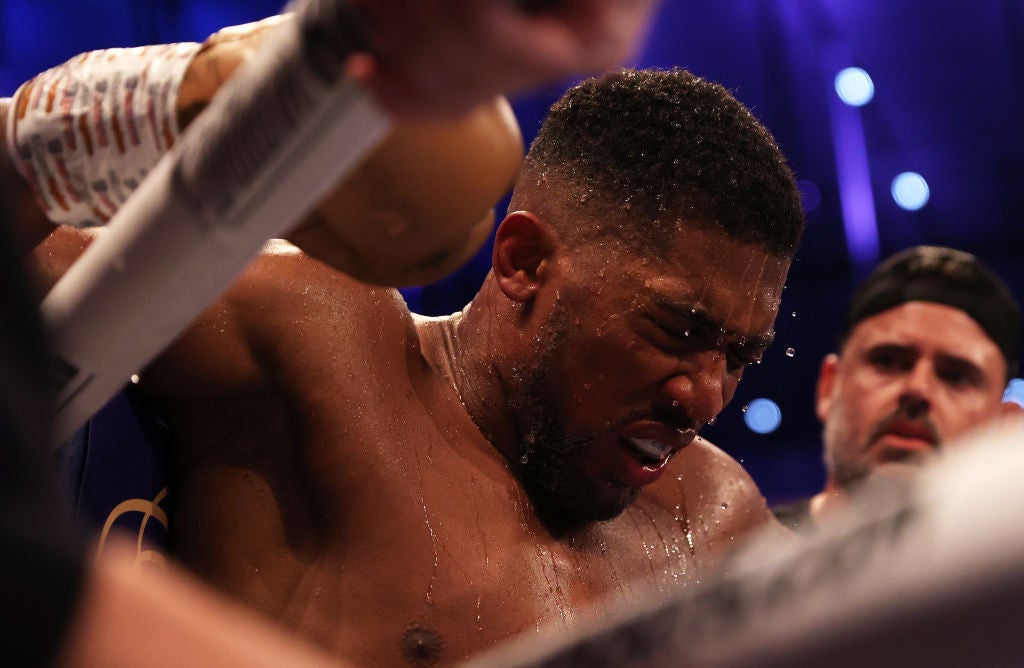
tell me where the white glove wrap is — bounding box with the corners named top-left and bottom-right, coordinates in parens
top-left (5, 43), bottom-right (200, 227)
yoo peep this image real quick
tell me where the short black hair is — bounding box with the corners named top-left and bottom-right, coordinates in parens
top-left (511, 68), bottom-right (804, 257)
top-left (842, 246), bottom-right (1021, 380)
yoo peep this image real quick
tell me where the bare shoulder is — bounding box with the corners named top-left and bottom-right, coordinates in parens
top-left (675, 436), bottom-right (764, 506)
top-left (238, 239), bottom-right (407, 317)
top-left (144, 238), bottom-right (422, 399)
top-left (208, 239), bottom-right (421, 372)
top-left (648, 436), bottom-right (787, 547)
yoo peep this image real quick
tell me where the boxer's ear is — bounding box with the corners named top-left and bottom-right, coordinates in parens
top-left (492, 211), bottom-right (558, 302)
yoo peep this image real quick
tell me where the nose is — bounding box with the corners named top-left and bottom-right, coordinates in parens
top-left (661, 351), bottom-right (729, 427)
top-left (899, 360), bottom-right (934, 417)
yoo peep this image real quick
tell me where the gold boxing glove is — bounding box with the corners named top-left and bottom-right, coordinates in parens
top-left (287, 96), bottom-right (522, 286)
top-left (181, 16), bottom-right (523, 286)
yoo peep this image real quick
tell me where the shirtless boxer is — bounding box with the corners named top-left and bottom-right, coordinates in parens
top-left (2, 2), bottom-right (663, 665)
top-left (13, 31), bottom-right (804, 668)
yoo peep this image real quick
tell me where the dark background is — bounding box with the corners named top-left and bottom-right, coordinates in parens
top-left (3, 0), bottom-right (1022, 504)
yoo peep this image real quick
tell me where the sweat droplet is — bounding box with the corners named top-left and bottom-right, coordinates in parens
top-left (721, 502), bottom-right (729, 510)
top-left (791, 311), bottom-right (797, 318)
top-left (785, 347), bottom-right (796, 358)
top-left (741, 404), bottom-right (749, 413)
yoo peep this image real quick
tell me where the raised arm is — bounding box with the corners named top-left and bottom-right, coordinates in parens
top-left (19, 15), bottom-right (522, 403)
top-left (7, 14), bottom-right (524, 285)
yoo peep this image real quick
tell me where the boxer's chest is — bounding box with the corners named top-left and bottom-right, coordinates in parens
top-left (294, 414), bottom-right (713, 666)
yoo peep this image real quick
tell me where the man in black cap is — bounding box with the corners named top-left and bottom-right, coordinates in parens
top-left (776, 246), bottom-right (1022, 530)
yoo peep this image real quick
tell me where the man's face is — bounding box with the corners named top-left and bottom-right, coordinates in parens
top-left (817, 301), bottom-right (1009, 489)
top-left (510, 224), bottom-right (789, 523)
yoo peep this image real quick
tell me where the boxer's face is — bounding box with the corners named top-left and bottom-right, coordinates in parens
top-left (817, 302), bottom-right (1009, 488)
top-left (510, 223), bottom-right (789, 522)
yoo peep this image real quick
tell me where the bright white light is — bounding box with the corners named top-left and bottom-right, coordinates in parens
top-left (1004, 378), bottom-right (1024, 407)
top-left (744, 398), bottom-right (782, 434)
top-left (891, 172), bottom-right (930, 210)
top-left (835, 67), bottom-right (875, 107)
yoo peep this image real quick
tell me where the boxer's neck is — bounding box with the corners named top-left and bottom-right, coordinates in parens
top-left (419, 279), bottom-right (527, 466)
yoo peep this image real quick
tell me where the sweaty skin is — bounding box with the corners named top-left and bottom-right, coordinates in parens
top-left (33, 221), bottom-right (791, 668)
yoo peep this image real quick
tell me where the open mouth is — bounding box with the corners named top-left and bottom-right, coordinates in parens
top-left (626, 437), bottom-right (672, 467)
top-left (604, 426), bottom-right (699, 487)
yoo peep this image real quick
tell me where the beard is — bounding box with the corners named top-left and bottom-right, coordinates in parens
top-left (822, 416), bottom-right (873, 489)
top-left (507, 310), bottom-right (639, 529)
top-left (824, 404), bottom-right (939, 489)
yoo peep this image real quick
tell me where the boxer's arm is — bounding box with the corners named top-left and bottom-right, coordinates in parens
top-left (30, 228), bottom-right (305, 397)
top-left (29, 207), bottom-right (431, 400)
top-left (58, 541), bottom-right (350, 668)
top-left (12, 15), bottom-right (523, 286)
top-left (23, 24), bottom-right (520, 404)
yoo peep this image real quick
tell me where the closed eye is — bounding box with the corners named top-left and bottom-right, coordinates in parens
top-left (655, 319), bottom-right (693, 342)
top-left (727, 345), bottom-right (764, 372)
top-left (652, 317), bottom-right (764, 372)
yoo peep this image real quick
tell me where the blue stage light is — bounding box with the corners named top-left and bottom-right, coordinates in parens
top-left (835, 67), bottom-right (875, 107)
top-left (891, 172), bottom-right (930, 210)
top-left (1004, 378), bottom-right (1024, 407)
top-left (744, 398), bottom-right (782, 434)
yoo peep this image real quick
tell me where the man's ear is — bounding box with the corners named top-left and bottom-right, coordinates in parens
top-left (815, 354), bottom-right (841, 422)
top-left (1000, 399), bottom-right (1023, 419)
top-left (492, 210), bottom-right (558, 302)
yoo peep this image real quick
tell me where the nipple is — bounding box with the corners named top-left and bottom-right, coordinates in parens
top-left (400, 626), bottom-right (445, 666)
